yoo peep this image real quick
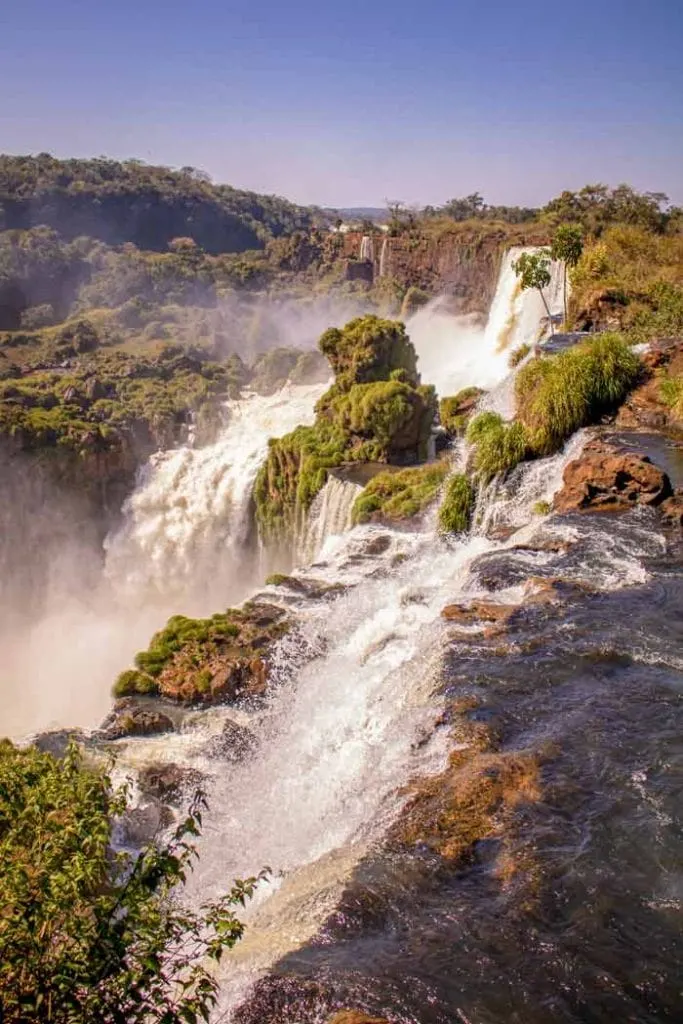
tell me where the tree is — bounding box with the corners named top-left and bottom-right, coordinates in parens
top-left (443, 192), bottom-right (486, 221)
top-left (0, 740), bottom-right (263, 1023)
top-left (512, 250), bottom-right (554, 336)
top-left (551, 224), bottom-right (584, 325)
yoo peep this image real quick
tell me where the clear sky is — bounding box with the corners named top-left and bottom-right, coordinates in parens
top-left (2, 0), bottom-right (682, 207)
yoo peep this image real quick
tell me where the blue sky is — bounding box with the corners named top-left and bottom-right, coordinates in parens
top-left (2, 0), bottom-right (682, 207)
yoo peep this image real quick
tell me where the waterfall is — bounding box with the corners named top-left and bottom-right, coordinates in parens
top-left (378, 236), bottom-right (390, 277)
top-left (407, 245), bottom-right (563, 401)
top-left (107, 427), bottom-right (621, 1015)
top-left (359, 235), bottom-right (374, 262)
top-left (484, 245), bottom-right (563, 353)
top-left (297, 472), bottom-right (363, 564)
top-left (104, 381), bottom-right (328, 610)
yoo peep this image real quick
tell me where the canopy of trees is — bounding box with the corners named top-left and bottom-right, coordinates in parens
top-left (0, 154), bottom-right (313, 253)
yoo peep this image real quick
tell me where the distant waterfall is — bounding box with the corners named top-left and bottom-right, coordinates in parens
top-left (484, 246), bottom-right (563, 353)
top-left (378, 237), bottom-right (390, 277)
top-left (359, 235), bottom-right (374, 262)
top-left (407, 245), bottom-right (563, 401)
top-left (298, 472), bottom-right (363, 563)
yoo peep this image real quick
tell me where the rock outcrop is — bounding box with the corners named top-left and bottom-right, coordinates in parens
top-left (553, 439), bottom-right (672, 514)
top-left (113, 602), bottom-right (290, 705)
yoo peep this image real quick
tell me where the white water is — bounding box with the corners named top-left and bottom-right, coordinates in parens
top-left (359, 235), bottom-right (374, 262)
top-left (378, 236), bottom-right (390, 277)
top-left (407, 246), bottom-right (563, 399)
top-left (104, 381), bottom-right (328, 610)
top-left (297, 472), bottom-right (363, 564)
top-left (108, 425), bottom-right (648, 1017)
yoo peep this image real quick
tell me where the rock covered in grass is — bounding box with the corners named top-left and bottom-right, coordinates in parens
top-left (553, 438), bottom-right (672, 513)
top-left (439, 386), bottom-right (484, 435)
top-left (514, 333), bottom-right (641, 455)
top-left (254, 316), bottom-right (437, 546)
top-left (351, 461), bottom-right (448, 524)
top-left (437, 473), bottom-right (476, 533)
top-left (113, 602), bottom-right (290, 705)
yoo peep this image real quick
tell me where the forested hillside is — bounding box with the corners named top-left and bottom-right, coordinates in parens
top-left (0, 154), bottom-right (314, 253)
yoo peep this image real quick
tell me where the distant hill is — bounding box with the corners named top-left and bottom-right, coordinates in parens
top-left (0, 154), bottom-right (314, 253)
top-left (326, 207), bottom-right (387, 223)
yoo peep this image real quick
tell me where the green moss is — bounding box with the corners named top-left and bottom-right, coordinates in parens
top-left (438, 474), bottom-right (476, 534)
top-left (400, 286), bottom-right (430, 319)
top-left (533, 500), bottom-right (551, 515)
top-left (264, 573), bottom-right (291, 586)
top-left (113, 611), bottom-right (244, 697)
top-left (254, 315), bottom-right (437, 546)
top-left (515, 333), bottom-right (641, 455)
top-left (508, 342), bottom-right (531, 368)
top-left (439, 387), bottom-right (484, 435)
top-left (466, 412), bottom-right (528, 482)
top-left (318, 315), bottom-right (418, 390)
top-left (352, 462), bottom-right (449, 524)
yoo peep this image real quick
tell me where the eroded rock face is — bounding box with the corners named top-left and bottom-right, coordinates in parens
top-left (553, 440), bottom-right (672, 514)
top-left (616, 339), bottom-right (683, 432)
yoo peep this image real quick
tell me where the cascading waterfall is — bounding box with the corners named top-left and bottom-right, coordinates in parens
top-left (297, 472), bottom-right (363, 564)
top-left (378, 236), bottom-right (390, 277)
top-left (484, 245), bottom-right (564, 353)
top-left (359, 235), bottom-right (374, 262)
top-left (407, 245), bottom-right (563, 400)
top-left (104, 381), bottom-right (328, 611)
top-left (112, 425), bottom-right (663, 1019)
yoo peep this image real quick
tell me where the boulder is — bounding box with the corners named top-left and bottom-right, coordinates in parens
top-left (99, 698), bottom-right (175, 739)
top-left (554, 440), bottom-right (672, 514)
top-left (137, 762), bottom-right (205, 804)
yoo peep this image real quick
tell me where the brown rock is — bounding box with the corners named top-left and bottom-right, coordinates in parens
top-left (553, 440), bottom-right (672, 514)
top-left (327, 1014), bottom-right (390, 1024)
top-left (138, 763), bottom-right (205, 804)
top-left (660, 494), bottom-right (683, 528)
top-left (100, 699), bottom-right (175, 739)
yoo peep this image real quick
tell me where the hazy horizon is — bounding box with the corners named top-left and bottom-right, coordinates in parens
top-left (2, 0), bottom-right (683, 208)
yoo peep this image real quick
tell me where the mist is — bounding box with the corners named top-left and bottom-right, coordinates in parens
top-left (0, 293), bottom-right (367, 741)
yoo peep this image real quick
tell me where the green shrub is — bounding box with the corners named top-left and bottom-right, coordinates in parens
top-left (508, 342), bottom-right (531, 368)
top-left (658, 371), bottom-right (683, 422)
top-left (515, 333), bottom-right (641, 455)
top-left (352, 462), bottom-right (449, 523)
top-left (466, 412), bottom-right (528, 481)
top-left (400, 286), bottom-right (430, 319)
top-left (438, 473), bottom-right (476, 533)
top-left (0, 740), bottom-right (261, 1023)
top-left (439, 386), bottom-right (483, 434)
top-left (533, 500), bottom-right (551, 515)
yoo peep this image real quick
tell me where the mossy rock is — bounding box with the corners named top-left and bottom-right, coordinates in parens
top-left (438, 473), bottom-right (476, 533)
top-left (318, 314), bottom-right (418, 391)
top-left (439, 386), bottom-right (484, 435)
top-left (113, 603), bottom-right (290, 705)
top-left (515, 333), bottom-right (641, 456)
top-left (254, 315), bottom-right (436, 547)
top-left (352, 461), bottom-right (448, 524)
top-left (466, 412), bottom-right (528, 482)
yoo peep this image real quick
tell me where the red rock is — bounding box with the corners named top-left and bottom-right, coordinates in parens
top-left (553, 441), bottom-right (672, 514)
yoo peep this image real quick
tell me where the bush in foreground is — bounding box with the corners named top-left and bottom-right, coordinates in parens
top-left (0, 740), bottom-right (260, 1023)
